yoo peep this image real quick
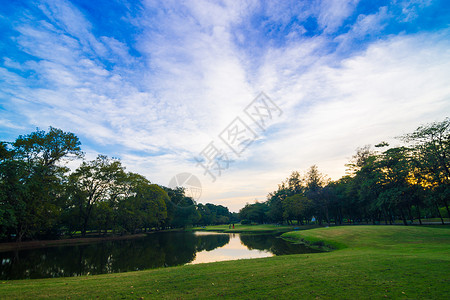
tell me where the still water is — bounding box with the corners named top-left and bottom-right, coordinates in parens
top-left (0, 231), bottom-right (320, 280)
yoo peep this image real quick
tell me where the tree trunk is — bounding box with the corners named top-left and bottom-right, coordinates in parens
top-left (81, 213), bottom-right (90, 237)
top-left (444, 198), bottom-right (450, 222)
top-left (383, 209), bottom-right (388, 225)
top-left (400, 209), bottom-right (408, 226)
top-left (434, 201), bottom-right (445, 225)
top-left (325, 207), bottom-right (330, 226)
top-left (407, 205), bottom-right (414, 224)
top-left (17, 231), bottom-right (24, 243)
top-left (16, 224), bottom-right (27, 242)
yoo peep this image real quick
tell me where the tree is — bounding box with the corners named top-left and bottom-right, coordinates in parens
top-left (239, 202), bottom-right (269, 224)
top-left (282, 194), bottom-right (312, 225)
top-left (305, 165), bottom-right (329, 225)
top-left (0, 159), bottom-right (26, 239)
top-left (197, 203), bottom-right (213, 226)
top-left (67, 155), bottom-right (125, 237)
top-left (376, 147), bottom-right (416, 225)
top-left (117, 181), bottom-right (168, 233)
top-left (402, 118), bottom-right (450, 219)
top-left (195, 203), bottom-right (230, 226)
top-left (250, 118), bottom-right (449, 227)
top-left (0, 127), bottom-right (82, 241)
top-left (164, 187), bottom-right (199, 228)
top-left (13, 127), bottom-right (83, 167)
top-left (267, 171), bottom-right (303, 223)
top-left (324, 177), bottom-right (352, 225)
top-left (345, 145), bottom-right (374, 175)
top-left (1, 127), bottom-right (240, 240)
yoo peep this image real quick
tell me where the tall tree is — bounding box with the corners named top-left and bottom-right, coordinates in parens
top-left (376, 147), bottom-right (416, 225)
top-left (13, 127), bottom-right (82, 167)
top-left (282, 194), bottom-right (312, 225)
top-left (0, 127), bottom-right (82, 241)
top-left (164, 187), bottom-right (199, 228)
top-left (402, 118), bottom-right (450, 219)
top-left (305, 165), bottom-right (329, 225)
top-left (239, 202), bottom-right (269, 224)
top-left (267, 171), bottom-right (303, 223)
top-left (67, 155), bottom-right (125, 237)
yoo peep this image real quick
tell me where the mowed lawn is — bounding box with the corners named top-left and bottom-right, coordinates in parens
top-left (1, 226), bottom-right (449, 299)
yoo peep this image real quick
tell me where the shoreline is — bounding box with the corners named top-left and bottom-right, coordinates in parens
top-left (0, 225), bottom-right (291, 252)
top-left (0, 233), bottom-right (150, 252)
top-left (2, 222), bottom-right (447, 252)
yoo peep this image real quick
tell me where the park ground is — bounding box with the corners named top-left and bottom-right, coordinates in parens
top-left (0, 224), bottom-right (449, 299)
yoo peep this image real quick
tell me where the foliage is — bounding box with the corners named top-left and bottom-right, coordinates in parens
top-left (0, 128), bottom-right (82, 241)
top-left (0, 128), bottom-right (232, 242)
top-left (242, 118), bottom-right (450, 226)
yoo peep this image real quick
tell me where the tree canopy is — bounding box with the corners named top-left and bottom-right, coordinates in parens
top-left (0, 128), bottom-right (235, 242)
top-left (240, 118), bottom-right (450, 226)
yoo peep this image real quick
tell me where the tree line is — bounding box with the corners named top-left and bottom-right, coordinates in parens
top-left (0, 128), bottom-right (236, 242)
top-left (240, 118), bottom-right (449, 226)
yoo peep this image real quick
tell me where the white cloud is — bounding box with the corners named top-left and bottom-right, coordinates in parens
top-left (1, 0), bottom-right (449, 212)
top-left (248, 30), bottom-right (450, 185)
top-left (334, 6), bottom-right (389, 52)
top-left (317, 0), bottom-right (360, 33)
top-left (395, 0), bottom-right (432, 22)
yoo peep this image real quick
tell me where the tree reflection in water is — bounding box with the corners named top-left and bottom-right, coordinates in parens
top-left (239, 234), bottom-right (322, 255)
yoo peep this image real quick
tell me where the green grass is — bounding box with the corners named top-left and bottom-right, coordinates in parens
top-left (391, 218), bottom-right (450, 225)
top-left (1, 225), bottom-right (449, 299)
top-left (282, 224), bottom-right (450, 252)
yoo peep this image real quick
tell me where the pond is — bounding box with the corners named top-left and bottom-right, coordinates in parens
top-left (0, 231), bottom-right (321, 280)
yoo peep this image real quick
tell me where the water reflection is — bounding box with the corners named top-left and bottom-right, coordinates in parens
top-left (239, 234), bottom-right (320, 256)
top-left (189, 233), bottom-right (272, 264)
top-left (0, 231), bottom-right (319, 280)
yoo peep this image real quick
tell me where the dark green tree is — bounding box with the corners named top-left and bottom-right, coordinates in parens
top-left (402, 118), bottom-right (450, 220)
top-left (67, 155), bottom-right (125, 237)
top-left (0, 127), bottom-right (82, 241)
top-left (282, 194), bottom-right (313, 225)
top-left (239, 202), bottom-right (269, 224)
top-left (304, 165), bottom-right (329, 225)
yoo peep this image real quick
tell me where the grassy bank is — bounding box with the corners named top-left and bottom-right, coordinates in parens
top-left (1, 226), bottom-right (449, 299)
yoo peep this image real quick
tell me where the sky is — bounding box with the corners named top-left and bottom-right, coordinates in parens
top-left (1, 0), bottom-right (449, 212)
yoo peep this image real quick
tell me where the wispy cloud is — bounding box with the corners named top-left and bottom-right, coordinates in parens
top-left (1, 0), bottom-right (449, 211)
top-left (317, 0), bottom-right (360, 33)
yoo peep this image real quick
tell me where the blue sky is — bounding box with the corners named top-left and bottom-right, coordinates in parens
top-left (1, 0), bottom-right (449, 211)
